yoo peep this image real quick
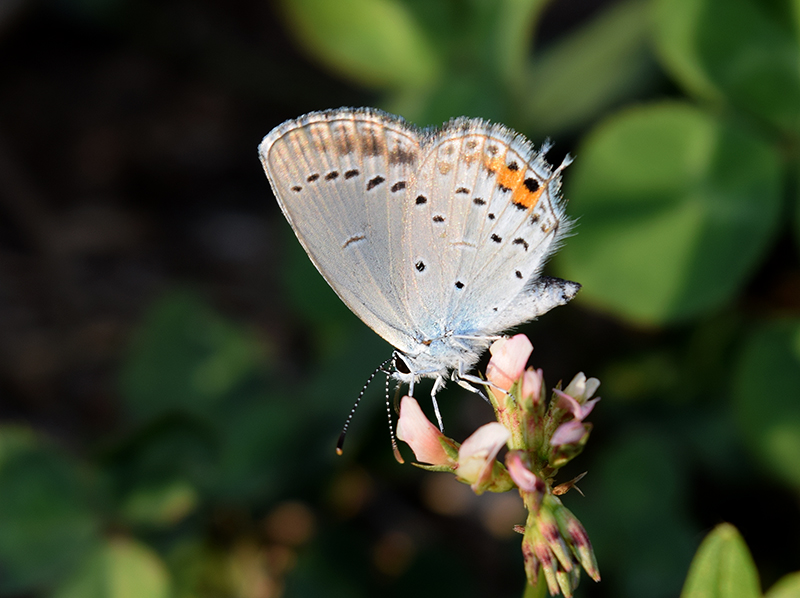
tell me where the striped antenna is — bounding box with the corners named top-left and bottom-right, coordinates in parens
top-left (336, 356), bottom-right (394, 455)
top-left (386, 370), bottom-right (404, 463)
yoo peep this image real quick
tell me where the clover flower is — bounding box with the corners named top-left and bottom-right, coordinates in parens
top-left (395, 334), bottom-right (600, 597)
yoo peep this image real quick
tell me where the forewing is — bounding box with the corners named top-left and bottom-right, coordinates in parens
top-left (259, 109), bottom-right (421, 353)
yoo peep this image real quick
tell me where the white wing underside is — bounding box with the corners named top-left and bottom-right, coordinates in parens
top-left (259, 108), bottom-right (574, 367)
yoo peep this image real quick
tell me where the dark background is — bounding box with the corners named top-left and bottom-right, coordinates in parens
top-left (1, 1), bottom-right (799, 597)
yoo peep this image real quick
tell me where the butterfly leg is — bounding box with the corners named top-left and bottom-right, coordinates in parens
top-left (454, 376), bottom-right (490, 403)
top-left (430, 375), bottom-right (447, 431)
top-left (458, 372), bottom-right (505, 394)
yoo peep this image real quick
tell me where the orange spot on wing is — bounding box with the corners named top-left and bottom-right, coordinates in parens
top-left (485, 157), bottom-right (544, 210)
top-left (512, 183), bottom-right (544, 210)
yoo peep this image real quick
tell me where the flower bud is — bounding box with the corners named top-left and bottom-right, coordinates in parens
top-left (486, 335), bottom-right (533, 392)
top-left (549, 421), bottom-right (592, 469)
top-left (551, 420), bottom-right (589, 447)
top-left (555, 506), bottom-right (600, 582)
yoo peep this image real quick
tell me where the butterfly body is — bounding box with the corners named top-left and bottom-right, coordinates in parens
top-left (259, 108), bottom-right (578, 396)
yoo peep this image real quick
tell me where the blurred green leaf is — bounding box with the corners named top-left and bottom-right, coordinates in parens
top-left (523, 0), bottom-right (658, 136)
top-left (486, 0), bottom-right (548, 89)
top-left (276, 0), bottom-right (442, 89)
top-left (601, 350), bottom-right (680, 403)
top-left (0, 427), bottom-right (101, 594)
top-left (120, 290), bottom-right (264, 423)
top-left (168, 540), bottom-right (233, 598)
top-left (119, 478), bottom-right (198, 527)
top-left (109, 419), bottom-right (217, 505)
top-left (734, 319), bottom-right (800, 487)
top-left (680, 524), bottom-right (761, 598)
top-left (52, 538), bottom-right (172, 598)
top-left (569, 429), bottom-right (695, 598)
top-left (386, 68), bottom-right (515, 127)
top-left (766, 571), bottom-right (800, 598)
top-left (795, 165), bottom-right (800, 258)
top-left (654, 0), bottom-right (800, 135)
top-left (557, 102), bottom-right (782, 324)
top-left (213, 396), bottom-right (301, 502)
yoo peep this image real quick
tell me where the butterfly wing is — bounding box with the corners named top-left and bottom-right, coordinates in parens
top-left (259, 108), bottom-right (423, 354)
top-left (400, 119), bottom-right (572, 339)
top-left (444, 122), bottom-right (573, 334)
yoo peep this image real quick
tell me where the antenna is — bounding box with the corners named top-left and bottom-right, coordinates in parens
top-left (385, 371), bottom-right (404, 464)
top-left (336, 356), bottom-right (394, 456)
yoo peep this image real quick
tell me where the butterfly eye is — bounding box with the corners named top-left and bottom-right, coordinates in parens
top-left (394, 354), bottom-right (411, 375)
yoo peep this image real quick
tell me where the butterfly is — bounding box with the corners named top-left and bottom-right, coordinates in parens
top-left (259, 107), bottom-right (579, 430)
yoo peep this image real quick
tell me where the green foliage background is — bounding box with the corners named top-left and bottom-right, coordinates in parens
top-left (1, 0), bottom-right (799, 597)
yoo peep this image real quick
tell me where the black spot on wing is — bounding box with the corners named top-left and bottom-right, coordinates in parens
top-left (391, 181), bottom-right (407, 192)
top-left (345, 169), bottom-right (360, 179)
top-left (367, 176), bottom-right (385, 190)
top-left (512, 238), bottom-right (529, 251)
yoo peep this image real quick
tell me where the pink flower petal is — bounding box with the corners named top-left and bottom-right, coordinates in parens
top-left (554, 391), bottom-right (600, 421)
top-left (396, 396), bottom-right (452, 466)
top-left (521, 368), bottom-right (543, 405)
top-left (457, 422), bottom-right (510, 488)
top-left (506, 451), bottom-right (544, 493)
top-left (486, 335), bottom-right (534, 391)
top-left (550, 420), bottom-right (588, 447)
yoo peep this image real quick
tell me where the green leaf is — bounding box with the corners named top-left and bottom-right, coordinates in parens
top-left (488, 0), bottom-right (548, 88)
top-left (276, 0), bottom-right (442, 89)
top-left (653, 0), bottom-right (800, 135)
top-left (523, 0), bottom-right (658, 136)
top-left (765, 572), bottom-right (800, 598)
top-left (52, 538), bottom-right (171, 598)
top-left (733, 319), bottom-right (800, 487)
top-left (119, 479), bottom-right (198, 527)
top-left (680, 524), bottom-right (761, 598)
top-left (120, 290), bottom-right (264, 422)
top-left (0, 427), bottom-right (101, 593)
top-left (557, 102), bottom-right (782, 324)
top-left (569, 429), bottom-right (695, 597)
top-left (795, 165), bottom-right (800, 259)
